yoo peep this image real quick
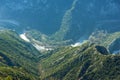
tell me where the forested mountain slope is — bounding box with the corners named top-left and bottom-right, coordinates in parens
top-left (39, 31), bottom-right (120, 80)
top-left (0, 29), bottom-right (41, 80)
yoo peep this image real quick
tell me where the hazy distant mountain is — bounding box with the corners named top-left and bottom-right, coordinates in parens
top-left (0, 0), bottom-right (120, 42)
top-left (53, 0), bottom-right (120, 42)
top-left (0, 0), bottom-right (73, 34)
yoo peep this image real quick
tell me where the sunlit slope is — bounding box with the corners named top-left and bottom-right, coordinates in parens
top-left (0, 30), bottom-right (41, 79)
top-left (40, 33), bottom-right (120, 80)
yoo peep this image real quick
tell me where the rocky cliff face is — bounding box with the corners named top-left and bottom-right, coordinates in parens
top-left (109, 38), bottom-right (120, 54)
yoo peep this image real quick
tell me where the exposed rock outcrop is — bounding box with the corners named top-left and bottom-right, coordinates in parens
top-left (108, 38), bottom-right (120, 54)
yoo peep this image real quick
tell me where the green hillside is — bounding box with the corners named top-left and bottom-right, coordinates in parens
top-left (39, 32), bottom-right (120, 80)
top-left (0, 29), bottom-right (120, 80)
top-left (0, 30), bottom-right (41, 80)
